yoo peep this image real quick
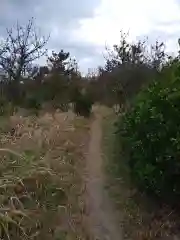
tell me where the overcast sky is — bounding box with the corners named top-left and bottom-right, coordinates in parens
top-left (1, 0), bottom-right (180, 74)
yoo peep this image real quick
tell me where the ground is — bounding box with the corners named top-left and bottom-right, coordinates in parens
top-left (85, 108), bottom-right (122, 240)
top-left (0, 107), bottom-right (123, 240)
top-left (2, 106), bottom-right (179, 240)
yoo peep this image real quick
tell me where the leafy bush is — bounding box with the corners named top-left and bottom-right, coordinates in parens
top-left (73, 91), bottom-right (93, 117)
top-left (0, 97), bottom-right (15, 116)
top-left (117, 63), bottom-right (180, 205)
top-left (23, 97), bottom-right (41, 115)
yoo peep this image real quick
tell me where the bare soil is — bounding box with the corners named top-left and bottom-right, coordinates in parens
top-left (85, 111), bottom-right (122, 240)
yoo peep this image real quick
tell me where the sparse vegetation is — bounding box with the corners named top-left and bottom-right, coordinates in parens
top-left (1, 15), bottom-right (180, 239)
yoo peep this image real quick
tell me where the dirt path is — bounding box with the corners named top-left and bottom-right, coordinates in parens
top-left (85, 112), bottom-right (122, 240)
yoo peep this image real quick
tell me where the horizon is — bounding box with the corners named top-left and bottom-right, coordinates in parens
top-left (1, 0), bottom-right (180, 74)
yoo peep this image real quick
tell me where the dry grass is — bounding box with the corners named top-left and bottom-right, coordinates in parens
top-left (0, 110), bottom-right (90, 240)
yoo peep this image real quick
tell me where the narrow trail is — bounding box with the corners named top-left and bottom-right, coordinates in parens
top-left (85, 112), bottom-right (122, 240)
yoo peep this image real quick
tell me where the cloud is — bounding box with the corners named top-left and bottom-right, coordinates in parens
top-left (74, 0), bottom-right (180, 69)
top-left (0, 0), bottom-right (100, 26)
top-left (75, 0), bottom-right (180, 43)
top-left (1, 0), bottom-right (180, 73)
top-left (0, 0), bottom-right (102, 72)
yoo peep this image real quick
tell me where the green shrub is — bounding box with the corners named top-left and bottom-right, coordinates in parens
top-left (117, 63), bottom-right (180, 205)
top-left (23, 97), bottom-right (41, 115)
top-left (73, 92), bottom-right (93, 117)
top-left (0, 97), bottom-right (15, 116)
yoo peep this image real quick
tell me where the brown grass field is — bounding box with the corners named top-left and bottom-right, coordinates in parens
top-left (0, 110), bottom-right (91, 240)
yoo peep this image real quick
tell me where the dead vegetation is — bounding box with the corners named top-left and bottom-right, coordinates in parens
top-left (0, 110), bottom-right (90, 240)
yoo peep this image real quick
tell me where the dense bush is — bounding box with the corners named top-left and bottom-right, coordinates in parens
top-left (73, 91), bottom-right (93, 117)
top-left (0, 97), bottom-right (8, 116)
top-left (0, 97), bottom-right (15, 116)
top-left (117, 63), bottom-right (180, 205)
top-left (23, 97), bottom-right (41, 115)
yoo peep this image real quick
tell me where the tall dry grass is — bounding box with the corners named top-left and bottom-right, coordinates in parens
top-left (0, 110), bottom-right (90, 239)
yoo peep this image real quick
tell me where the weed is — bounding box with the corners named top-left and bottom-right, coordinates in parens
top-left (0, 111), bottom-right (90, 239)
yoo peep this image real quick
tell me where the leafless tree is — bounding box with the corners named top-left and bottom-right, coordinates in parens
top-left (0, 18), bottom-right (49, 83)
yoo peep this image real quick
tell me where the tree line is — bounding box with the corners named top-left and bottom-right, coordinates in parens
top-left (1, 17), bottom-right (180, 213)
top-left (0, 19), bottom-right (171, 116)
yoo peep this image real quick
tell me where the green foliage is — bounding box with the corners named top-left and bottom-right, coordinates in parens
top-left (23, 97), bottom-right (41, 115)
top-left (48, 50), bottom-right (70, 73)
top-left (117, 63), bottom-right (180, 205)
top-left (73, 90), bottom-right (93, 117)
top-left (0, 97), bottom-right (15, 116)
top-left (0, 97), bottom-right (8, 116)
top-left (94, 31), bottom-right (167, 108)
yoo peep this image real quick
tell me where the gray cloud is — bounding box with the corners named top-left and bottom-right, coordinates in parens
top-left (0, 0), bottom-right (101, 26)
top-left (2, 0), bottom-right (180, 73)
top-left (0, 0), bottom-right (102, 72)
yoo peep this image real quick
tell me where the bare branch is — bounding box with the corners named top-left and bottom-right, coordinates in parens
top-left (0, 18), bottom-right (49, 83)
